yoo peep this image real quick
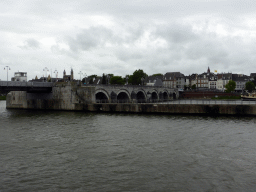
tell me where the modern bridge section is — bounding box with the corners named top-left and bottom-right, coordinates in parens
top-left (0, 81), bottom-right (53, 93)
top-left (92, 85), bottom-right (179, 103)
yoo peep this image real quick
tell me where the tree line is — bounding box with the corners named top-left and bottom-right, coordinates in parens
top-left (82, 69), bottom-right (150, 85)
top-left (223, 80), bottom-right (256, 93)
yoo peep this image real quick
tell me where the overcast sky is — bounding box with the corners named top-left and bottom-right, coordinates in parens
top-left (1, 0), bottom-right (256, 80)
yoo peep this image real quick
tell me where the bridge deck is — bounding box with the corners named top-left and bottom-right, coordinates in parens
top-left (0, 81), bottom-right (53, 93)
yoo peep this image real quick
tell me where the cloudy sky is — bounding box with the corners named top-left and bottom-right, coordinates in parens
top-left (1, 0), bottom-right (256, 80)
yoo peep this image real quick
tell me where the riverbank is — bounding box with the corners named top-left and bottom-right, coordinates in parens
top-left (6, 90), bottom-right (255, 115)
top-left (211, 95), bottom-right (241, 100)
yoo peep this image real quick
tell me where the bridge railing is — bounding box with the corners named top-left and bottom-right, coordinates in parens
top-left (95, 99), bottom-right (172, 104)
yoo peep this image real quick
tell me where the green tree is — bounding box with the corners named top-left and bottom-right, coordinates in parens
top-left (245, 81), bottom-right (255, 92)
top-left (225, 80), bottom-right (236, 93)
top-left (110, 76), bottom-right (125, 85)
top-left (152, 73), bottom-right (163, 77)
top-left (128, 69), bottom-right (148, 85)
top-left (191, 84), bottom-right (196, 89)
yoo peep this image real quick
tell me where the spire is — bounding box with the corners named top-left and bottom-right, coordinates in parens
top-left (207, 67), bottom-right (210, 74)
top-left (71, 68), bottom-right (73, 80)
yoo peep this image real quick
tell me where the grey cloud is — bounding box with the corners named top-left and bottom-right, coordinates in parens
top-left (19, 38), bottom-right (41, 49)
top-left (74, 0), bottom-right (256, 20)
top-left (2, 0), bottom-right (256, 80)
top-left (65, 23), bottom-right (148, 53)
top-left (154, 23), bottom-right (198, 46)
top-left (66, 26), bottom-right (114, 52)
top-left (115, 48), bottom-right (144, 62)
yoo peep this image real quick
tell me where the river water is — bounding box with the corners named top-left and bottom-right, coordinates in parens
top-left (1, 100), bottom-right (256, 191)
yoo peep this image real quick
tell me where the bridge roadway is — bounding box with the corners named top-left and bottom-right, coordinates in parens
top-left (0, 81), bottom-right (53, 93)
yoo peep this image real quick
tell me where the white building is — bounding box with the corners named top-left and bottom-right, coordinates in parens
top-left (11, 72), bottom-right (27, 82)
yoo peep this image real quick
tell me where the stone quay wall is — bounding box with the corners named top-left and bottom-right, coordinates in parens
top-left (87, 103), bottom-right (256, 115)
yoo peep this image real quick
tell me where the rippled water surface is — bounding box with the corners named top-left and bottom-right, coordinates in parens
top-left (1, 100), bottom-right (256, 191)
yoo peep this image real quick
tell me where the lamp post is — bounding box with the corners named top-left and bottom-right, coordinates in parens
top-left (43, 67), bottom-right (49, 82)
top-left (126, 76), bottom-right (129, 85)
top-left (141, 77), bottom-right (144, 86)
top-left (78, 71), bottom-right (83, 81)
top-left (84, 73), bottom-right (87, 84)
top-left (4, 66), bottom-right (11, 81)
top-left (54, 69), bottom-right (58, 82)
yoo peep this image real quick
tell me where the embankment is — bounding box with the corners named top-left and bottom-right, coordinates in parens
top-left (87, 103), bottom-right (256, 115)
top-left (5, 87), bottom-right (256, 115)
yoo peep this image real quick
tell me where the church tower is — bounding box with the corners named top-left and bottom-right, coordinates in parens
top-left (63, 69), bottom-right (66, 77)
top-left (71, 68), bottom-right (74, 80)
top-left (207, 67), bottom-right (210, 74)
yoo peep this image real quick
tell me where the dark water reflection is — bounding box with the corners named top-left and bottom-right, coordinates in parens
top-left (1, 101), bottom-right (256, 191)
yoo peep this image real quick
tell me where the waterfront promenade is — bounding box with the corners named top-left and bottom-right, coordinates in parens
top-left (163, 99), bottom-right (256, 105)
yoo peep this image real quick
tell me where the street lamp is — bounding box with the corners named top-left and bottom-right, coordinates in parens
top-left (54, 69), bottom-right (58, 82)
top-left (84, 73), bottom-right (87, 84)
top-left (126, 76), bottom-right (129, 85)
top-left (141, 77), bottom-right (144, 86)
top-left (43, 67), bottom-right (49, 82)
top-left (4, 66), bottom-right (11, 81)
top-left (78, 71), bottom-right (83, 81)
top-left (106, 74), bottom-right (109, 85)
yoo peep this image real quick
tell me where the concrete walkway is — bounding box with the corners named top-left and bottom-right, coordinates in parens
top-left (161, 99), bottom-right (256, 105)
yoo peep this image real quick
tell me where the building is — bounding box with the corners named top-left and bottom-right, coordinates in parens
top-left (11, 72), bottom-right (27, 82)
top-left (232, 74), bottom-right (250, 92)
top-left (216, 73), bottom-right (232, 91)
top-left (145, 75), bottom-right (163, 86)
top-left (63, 69), bottom-right (74, 82)
top-left (193, 73), bottom-right (209, 89)
top-left (190, 67), bottom-right (219, 90)
top-left (208, 74), bottom-right (218, 89)
top-left (163, 72), bottom-right (186, 90)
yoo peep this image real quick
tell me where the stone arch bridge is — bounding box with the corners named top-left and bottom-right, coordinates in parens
top-left (91, 85), bottom-right (179, 103)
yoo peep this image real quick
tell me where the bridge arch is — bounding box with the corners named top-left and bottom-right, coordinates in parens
top-left (136, 90), bottom-right (147, 103)
top-left (152, 92), bottom-right (158, 101)
top-left (151, 89), bottom-right (159, 102)
top-left (117, 90), bottom-right (131, 103)
top-left (173, 91), bottom-right (178, 100)
top-left (95, 89), bottom-right (110, 103)
top-left (163, 91), bottom-right (168, 101)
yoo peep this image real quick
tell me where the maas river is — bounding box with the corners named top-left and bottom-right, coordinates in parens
top-left (1, 100), bottom-right (256, 191)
